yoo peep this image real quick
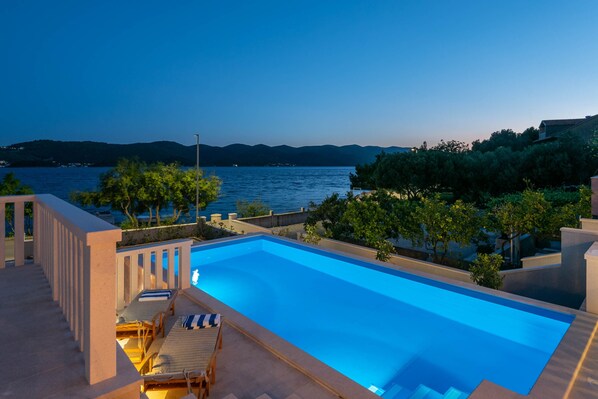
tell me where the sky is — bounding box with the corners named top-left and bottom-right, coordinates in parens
top-left (1, 1), bottom-right (597, 148)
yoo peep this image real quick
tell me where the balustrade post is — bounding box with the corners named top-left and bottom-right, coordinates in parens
top-left (179, 243), bottom-right (190, 289)
top-left (0, 203), bottom-right (5, 268)
top-left (14, 201), bottom-right (25, 266)
top-left (585, 242), bottom-right (598, 314)
top-left (84, 237), bottom-right (118, 384)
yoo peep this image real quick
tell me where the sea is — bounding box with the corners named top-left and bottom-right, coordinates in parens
top-left (0, 166), bottom-right (356, 222)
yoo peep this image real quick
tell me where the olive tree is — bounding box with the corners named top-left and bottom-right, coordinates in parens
top-left (414, 195), bottom-right (480, 262)
top-left (72, 159), bottom-right (220, 228)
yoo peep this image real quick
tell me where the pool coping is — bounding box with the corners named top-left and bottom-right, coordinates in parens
top-left (191, 233), bottom-right (598, 398)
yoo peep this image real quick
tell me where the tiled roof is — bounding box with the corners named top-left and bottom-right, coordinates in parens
top-left (540, 118), bottom-right (587, 127)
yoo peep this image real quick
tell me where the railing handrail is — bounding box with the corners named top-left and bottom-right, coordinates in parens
top-left (0, 194), bottom-right (36, 204)
top-left (117, 238), bottom-right (193, 254)
top-left (35, 194), bottom-right (121, 245)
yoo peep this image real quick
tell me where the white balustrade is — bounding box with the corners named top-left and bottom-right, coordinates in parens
top-left (0, 194), bottom-right (34, 266)
top-left (2, 194), bottom-right (122, 385)
top-left (116, 239), bottom-right (193, 310)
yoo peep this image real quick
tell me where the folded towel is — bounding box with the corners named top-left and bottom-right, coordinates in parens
top-left (182, 314), bottom-right (221, 330)
top-left (139, 290), bottom-right (171, 302)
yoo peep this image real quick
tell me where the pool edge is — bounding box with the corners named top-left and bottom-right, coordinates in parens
top-left (182, 286), bottom-right (380, 399)
top-left (192, 233), bottom-right (598, 398)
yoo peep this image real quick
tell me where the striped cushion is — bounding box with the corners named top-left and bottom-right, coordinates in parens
top-left (139, 290), bottom-right (172, 302)
top-left (182, 314), bottom-right (221, 330)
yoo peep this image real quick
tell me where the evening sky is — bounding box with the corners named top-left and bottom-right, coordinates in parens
top-left (1, 1), bottom-right (597, 147)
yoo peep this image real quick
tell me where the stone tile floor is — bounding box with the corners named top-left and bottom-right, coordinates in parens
top-left (0, 264), bottom-right (139, 398)
top-left (142, 293), bottom-right (338, 399)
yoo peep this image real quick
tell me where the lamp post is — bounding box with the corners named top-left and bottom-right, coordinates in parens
top-left (194, 133), bottom-right (200, 222)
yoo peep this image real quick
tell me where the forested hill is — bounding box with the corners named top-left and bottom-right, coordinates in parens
top-left (0, 140), bottom-right (408, 167)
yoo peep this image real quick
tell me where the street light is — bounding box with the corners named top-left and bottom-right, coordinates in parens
top-left (194, 133), bottom-right (200, 221)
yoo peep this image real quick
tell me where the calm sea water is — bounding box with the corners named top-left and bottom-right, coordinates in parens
top-left (0, 166), bottom-right (355, 221)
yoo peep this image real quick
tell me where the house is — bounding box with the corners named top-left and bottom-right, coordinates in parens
top-left (536, 114), bottom-right (598, 142)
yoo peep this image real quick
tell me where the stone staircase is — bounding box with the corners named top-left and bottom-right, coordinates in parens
top-left (381, 383), bottom-right (468, 399)
top-left (222, 393), bottom-right (302, 399)
top-left (217, 385), bottom-right (468, 399)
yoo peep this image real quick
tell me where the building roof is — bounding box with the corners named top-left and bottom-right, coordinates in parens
top-left (535, 114), bottom-right (598, 143)
top-left (540, 118), bottom-right (588, 127)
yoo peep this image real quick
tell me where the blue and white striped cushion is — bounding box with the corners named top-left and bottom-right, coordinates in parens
top-left (139, 290), bottom-right (172, 302)
top-left (182, 314), bottom-right (221, 330)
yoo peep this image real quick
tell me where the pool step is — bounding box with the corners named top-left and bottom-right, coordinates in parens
top-left (382, 384), bottom-right (412, 399)
top-left (409, 384), bottom-right (443, 399)
top-left (443, 387), bottom-right (469, 399)
top-left (383, 383), bottom-right (468, 399)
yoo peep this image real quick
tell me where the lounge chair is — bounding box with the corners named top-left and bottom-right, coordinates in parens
top-left (139, 314), bottom-right (223, 399)
top-left (116, 289), bottom-right (178, 359)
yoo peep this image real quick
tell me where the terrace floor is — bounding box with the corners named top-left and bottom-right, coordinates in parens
top-left (141, 291), bottom-right (338, 399)
top-left (0, 264), bottom-right (139, 399)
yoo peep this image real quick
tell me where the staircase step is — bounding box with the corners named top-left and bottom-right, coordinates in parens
top-left (383, 383), bottom-right (413, 399)
top-left (410, 384), bottom-right (443, 399)
top-left (443, 387), bottom-right (469, 399)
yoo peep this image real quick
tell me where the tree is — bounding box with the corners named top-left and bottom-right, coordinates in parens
top-left (72, 158), bottom-right (145, 227)
top-left (305, 192), bottom-right (354, 240)
top-left (236, 199), bottom-right (270, 218)
top-left (0, 173), bottom-right (34, 235)
top-left (488, 189), bottom-right (551, 264)
top-left (350, 126), bottom-right (597, 205)
top-left (72, 159), bottom-right (220, 227)
top-left (470, 253), bottom-right (504, 289)
top-left (342, 192), bottom-right (397, 261)
top-left (431, 139), bottom-right (469, 153)
top-left (414, 196), bottom-right (480, 262)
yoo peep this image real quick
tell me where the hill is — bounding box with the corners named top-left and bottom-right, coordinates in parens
top-left (0, 140), bottom-right (408, 167)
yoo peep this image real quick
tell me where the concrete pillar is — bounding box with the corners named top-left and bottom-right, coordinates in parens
top-left (585, 242), bottom-right (598, 314)
top-left (592, 176), bottom-right (598, 218)
top-left (210, 214), bottom-right (222, 223)
top-left (269, 210), bottom-right (274, 216)
top-left (84, 239), bottom-right (117, 384)
top-left (228, 213), bottom-right (238, 220)
top-left (300, 207), bottom-right (305, 212)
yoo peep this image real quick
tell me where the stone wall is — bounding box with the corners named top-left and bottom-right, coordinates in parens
top-left (119, 220), bottom-right (234, 247)
top-left (240, 209), bottom-right (309, 228)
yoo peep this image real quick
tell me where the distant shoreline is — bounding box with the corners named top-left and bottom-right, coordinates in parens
top-left (0, 140), bottom-right (407, 168)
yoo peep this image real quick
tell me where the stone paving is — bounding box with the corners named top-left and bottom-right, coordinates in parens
top-left (144, 293), bottom-right (338, 399)
top-left (0, 264), bottom-right (139, 398)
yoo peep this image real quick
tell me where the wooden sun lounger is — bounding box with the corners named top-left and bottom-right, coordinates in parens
top-left (116, 289), bottom-right (178, 358)
top-left (139, 315), bottom-right (223, 399)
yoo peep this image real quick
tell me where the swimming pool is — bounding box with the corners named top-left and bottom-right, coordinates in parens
top-left (191, 235), bottom-right (573, 398)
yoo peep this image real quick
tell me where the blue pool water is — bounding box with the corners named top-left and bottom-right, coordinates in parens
top-left (191, 236), bottom-right (573, 397)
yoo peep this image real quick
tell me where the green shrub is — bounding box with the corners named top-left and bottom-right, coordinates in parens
top-left (236, 199), bottom-right (270, 218)
top-left (374, 239), bottom-right (395, 262)
top-left (303, 224), bottom-right (321, 245)
top-left (470, 253), bottom-right (504, 289)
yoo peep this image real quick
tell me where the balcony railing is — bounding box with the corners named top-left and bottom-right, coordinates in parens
top-left (116, 238), bottom-right (192, 310)
top-left (1, 194), bottom-right (122, 385)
